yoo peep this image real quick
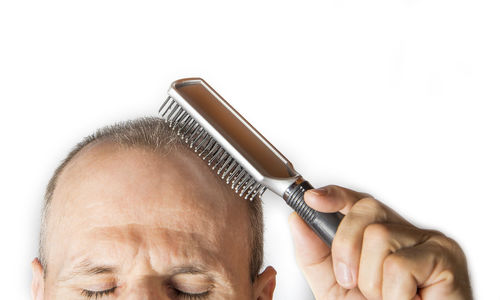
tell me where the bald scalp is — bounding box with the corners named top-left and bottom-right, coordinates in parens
top-left (39, 117), bottom-right (263, 280)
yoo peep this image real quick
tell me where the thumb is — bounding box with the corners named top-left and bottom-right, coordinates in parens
top-left (288, 212), bottom-right (336, 299)
top-left (304, 185), bottom-right (371, 214)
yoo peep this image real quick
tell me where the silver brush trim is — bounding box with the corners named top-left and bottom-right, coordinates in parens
top-left (159, 95), bottom-right (266, 201)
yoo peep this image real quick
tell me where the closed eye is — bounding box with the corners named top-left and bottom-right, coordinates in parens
top-left (173, 288), bottom-right (210, 299)
top-left (81, 286), bottom-right (116, 299)
top-left (80, 286), bottom-right (210, 299)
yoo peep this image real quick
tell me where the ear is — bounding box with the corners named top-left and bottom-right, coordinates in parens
top-left (31, 258), bottom-right (45, 300)
top-left (252, 266), bottom-right (277, 300)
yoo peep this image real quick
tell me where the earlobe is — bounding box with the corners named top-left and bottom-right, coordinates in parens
top-left (253, 266), bottom-right (277, 300)
top-left (31, 258), bottom-right (45, 300)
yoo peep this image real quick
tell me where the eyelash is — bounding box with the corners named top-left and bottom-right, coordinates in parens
top-left (80, 286), bottom-right (211, 299)
top-left (173, 289), bottom-right (210, 300)
top-left (81, 287), bottom-right (116, 299)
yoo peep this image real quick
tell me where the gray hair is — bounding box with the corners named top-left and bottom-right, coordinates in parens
top-left (39, 117), bottom-right (263, 280)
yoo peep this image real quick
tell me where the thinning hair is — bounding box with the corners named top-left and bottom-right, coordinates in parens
top-left (39, 117), bottom-right (264, 280)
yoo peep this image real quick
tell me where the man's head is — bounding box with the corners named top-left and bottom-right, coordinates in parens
top-left (31, 117), bottom-right (276, 299)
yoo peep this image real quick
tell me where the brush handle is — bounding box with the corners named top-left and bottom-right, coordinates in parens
top-left (284, 180), bottom-right (343, 246)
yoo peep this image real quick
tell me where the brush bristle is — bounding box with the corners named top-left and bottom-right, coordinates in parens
top-left (159, 96), bottom-right (266, 201)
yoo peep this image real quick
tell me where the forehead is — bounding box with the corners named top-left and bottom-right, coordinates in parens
top-left (52, 141), bottom-right (246, 228)
top-left (47, 141), bottom-right (251, 275)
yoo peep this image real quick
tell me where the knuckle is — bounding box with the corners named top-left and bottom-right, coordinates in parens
top-left (438, 269), bottom-right (456, 285)
top-left (352, 197), bottom-right (388, 221)
top-left (383, 254), bottom-right (408, 277)
top-left (324, 184), bottom-right (339, 190)
top-left (323, 184), bottom-right (341, 194)
top-left (356, 197), bottom-right (384, 211)
top-left (428, 234), bottom-right (467, 266)
top-left (428, 232), bottom-right (461, 252)
top-left (363, 223), bottom-right (391, 244)
top-left (430, 233), bottom-right (460, 250)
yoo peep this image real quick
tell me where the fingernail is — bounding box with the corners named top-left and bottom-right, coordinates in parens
top-left (310, 188), bottom-right (328, 196)
top-left (334, 261), bottom-right (353, 286)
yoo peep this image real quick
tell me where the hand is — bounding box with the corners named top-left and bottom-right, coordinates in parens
top-left (288, 185), bottom-right (472, 300)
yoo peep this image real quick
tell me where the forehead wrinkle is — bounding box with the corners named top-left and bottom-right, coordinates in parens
top-left (59, 224), bottom-right (227, 280)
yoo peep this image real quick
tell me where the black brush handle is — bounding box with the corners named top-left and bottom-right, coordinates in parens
top-left (284, 180), bottom-right (343, 246)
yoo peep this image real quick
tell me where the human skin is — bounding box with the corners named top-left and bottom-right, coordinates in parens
top-left (31, 139), bottom-right (472, 299)
top-left (30, 141), bottom-right (276, 299)
top-left (289, 186), bottom-right (472, 300)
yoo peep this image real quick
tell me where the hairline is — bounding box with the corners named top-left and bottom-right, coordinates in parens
top-left (39, 117), bottom-right (263, 281)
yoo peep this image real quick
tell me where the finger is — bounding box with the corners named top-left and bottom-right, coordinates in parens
top-left (357, 223), bottom-right (431, 300)
top-left (288, 212), bottom-right (335, 299)
top-left (382, 236), bottom-right (467, 300)
top-left (331, 197), bottom-right (407, 289)
top-left (304, 185), bottom-right (371, 214)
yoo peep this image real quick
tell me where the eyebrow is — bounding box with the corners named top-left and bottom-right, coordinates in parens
top-left (170, 265), bottom-right (211, 276)
top-left (78, 265), bottom-right (115, 275)
top-left (59, 260), bottom-right (213, 282)
top-left (58, 260), bottom-right (117, 282)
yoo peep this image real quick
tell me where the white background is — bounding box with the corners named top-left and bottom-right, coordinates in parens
top-left (1, 0), bottom-right (499, 299)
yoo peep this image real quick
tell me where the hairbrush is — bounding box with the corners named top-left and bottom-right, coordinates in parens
top-left (158, 78), bottom-right (343, 245)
